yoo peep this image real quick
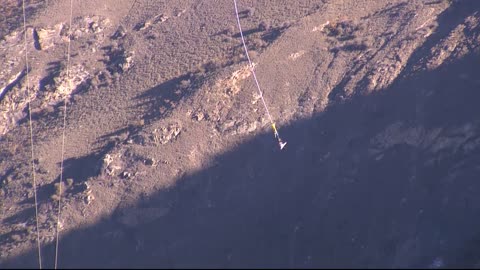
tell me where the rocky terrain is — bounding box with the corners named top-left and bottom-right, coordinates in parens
top-left (1, 0), bottom-right (480, 268)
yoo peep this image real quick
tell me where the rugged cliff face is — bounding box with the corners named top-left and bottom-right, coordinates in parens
top-left (1, 0), bottom-right (480, 268)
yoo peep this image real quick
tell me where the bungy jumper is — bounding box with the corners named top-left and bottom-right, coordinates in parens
top-left (234, 0), bottom-right (288, 150)
top-left (272, 123), bottom-right (287, 150)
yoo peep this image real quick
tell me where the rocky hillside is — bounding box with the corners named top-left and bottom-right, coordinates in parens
top-left (1, 0), bottom-right (480, 268)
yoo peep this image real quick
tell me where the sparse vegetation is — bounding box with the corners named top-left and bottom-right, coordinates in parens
top-left (51, 178), bottom-right (74, 201)
top-left (324, 20), bottom-right (363, 40)
top-left (259, 20), bottom-right (271, 31)
top-left (10, 233), bottom-right (22, 242)
top-left (179, 79), bottom-right (191, 89)
top-left (2, 0), bottom-right (480, 268)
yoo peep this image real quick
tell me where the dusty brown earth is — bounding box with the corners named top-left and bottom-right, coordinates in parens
top-left (1, 0), bottom-right (480, 268)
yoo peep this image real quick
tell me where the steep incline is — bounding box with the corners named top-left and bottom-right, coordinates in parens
top-left (2, 0), bottom-right (480, 268)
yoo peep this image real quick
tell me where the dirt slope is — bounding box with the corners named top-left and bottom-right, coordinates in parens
top-left (2, 0), bottom-right (480, 268)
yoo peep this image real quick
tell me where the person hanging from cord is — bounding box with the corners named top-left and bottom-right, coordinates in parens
top-left (272, 123), bottom-right (287, 150)
top-left (234, 0), bottom-right (288, 150)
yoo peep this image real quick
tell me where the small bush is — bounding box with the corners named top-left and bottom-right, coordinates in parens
top-left (259, 21), bottom-right (270, 31)
top-left (51, 179), bottom-right (73, 201)
top-left (66, 178), bottom-right (74, 188)
top-left (246, 7), bottom-right (255, 17)
top-left (179, 79), bottom-right (191, 89)
top-left (53, 182), bottom-right (65, 196)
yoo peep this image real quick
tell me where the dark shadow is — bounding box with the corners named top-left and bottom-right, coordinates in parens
top-left (0, 69), bottom-right (26, 102)
top-left (325, 21), bottom-right (362, 41)
top-left (133, 22), bottom-right (145, 31)
top-left (3, 40), bottom-right (480, 269)
top-left (16, 183), bottom-right (52, 206)
top-left (111, 25), bottom-right (126, 40)
top-left (39, 61), bottom-right (62, 92)
top-left (97, 123), bottom-right (147, 148)
top-left (0, 167), bottom-right (15, 188)
top-left (100, 45), bottom-right (127, 75)
top-left (58, 141), bottom-right (117, 185)
top-left (261, 25), bottom-right (289, 43)
top-left (2, 207), bottom-right (35, 225)
top-left (426, 0), bottom-right (444, 5)
top-left (16, 141), bottom-right (117, 208)
top-left (98, 126), bottom-right (132, 142)
top-left (0, 230), bottom-right (30, 250)
top-left (32, 28), bottom-right (41, 51)
top-left (232, 25), bottom-right (289, 44)
top-left (237, 9), bottom-right (252, 19)
top-left (145, 34), bottom-right (156, 40)
top-left (453, 233), bottom-right (480, 268)
top-left (232, 27), bottom-right (263, 38)
top-left (330, 42), bottom-right (368, 53)
top-left (133, 72), bottom-right (203, 124)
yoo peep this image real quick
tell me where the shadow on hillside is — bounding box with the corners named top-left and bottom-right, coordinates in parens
top-left (134, 72), bottom-right (203, 124)
top-left (4, 45), bottom-right (480, 270)
top-left (12, 141), bottom-right (117, 210)
top-left (3, 2), bottom-right (480, 269)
